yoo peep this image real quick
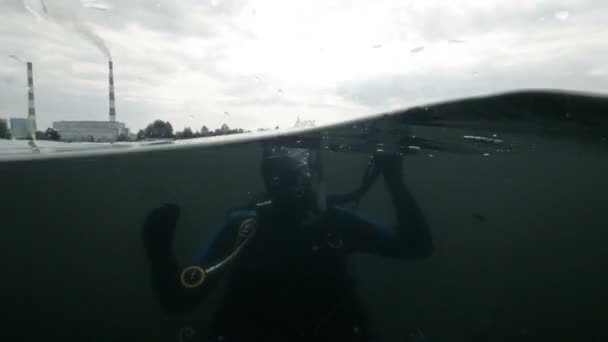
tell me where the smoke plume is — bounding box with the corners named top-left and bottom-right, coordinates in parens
top-left (72, 20), bottom-right (111, 59)
top-left (8, 54), bottom-right (25, 63)
top-left (22, 0), bottom-right (112, 59)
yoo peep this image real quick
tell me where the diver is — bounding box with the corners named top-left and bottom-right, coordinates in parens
top-left (142, 144), bottom-right (433, 342)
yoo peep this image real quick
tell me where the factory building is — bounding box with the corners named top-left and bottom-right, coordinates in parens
top-left (53, 121), bottom-right (129, 142)
top-left (9, 118), bottom-right (32, 139)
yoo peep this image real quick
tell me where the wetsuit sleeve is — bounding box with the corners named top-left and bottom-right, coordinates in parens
top-left (193, 210), bottom-right (257, 264)
top-left (143, 208), bottom-right (242, 316)
top-left (335, 177), bottom-right (433, 259)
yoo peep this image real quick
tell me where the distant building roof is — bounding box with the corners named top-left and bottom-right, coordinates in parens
top-left (9, 118), bottom-right (33, 138)
top-left (294, 116), bottom-right (315, 128)
top-left (52, 120), bottom-right (129, 142)
top-left (53, 121), bottom-right (126, 125)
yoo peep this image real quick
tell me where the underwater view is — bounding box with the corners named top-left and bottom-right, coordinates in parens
top-left (2, 90), bottom-right (608, 341)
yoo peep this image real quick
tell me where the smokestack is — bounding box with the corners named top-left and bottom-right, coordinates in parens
top-left (108, 60), bottom-right (116, 122)
top-left (27, 61), bottom-right (37, 132)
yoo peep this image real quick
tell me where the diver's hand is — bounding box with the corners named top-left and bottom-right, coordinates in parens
top-left (142, 203), bottom-right (180, 261)
top-left (373, 153), bottom-right (403, 184)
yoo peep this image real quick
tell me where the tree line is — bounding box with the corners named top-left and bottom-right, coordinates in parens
top-left (34, 128), bottom-right (61, 141)
top-left (135, 120), bottom-right (246, 141)
top-left (1, 119), bottom-right (248, 142)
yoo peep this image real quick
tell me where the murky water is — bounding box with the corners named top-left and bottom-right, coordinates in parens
top-left (1, 91), bottom-right (607, 341)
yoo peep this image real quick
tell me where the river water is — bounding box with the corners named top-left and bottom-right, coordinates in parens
top-left (1, 91), bottom-right (607, 341)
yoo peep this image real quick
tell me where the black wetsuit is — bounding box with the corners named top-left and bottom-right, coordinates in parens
top-left (144, 177), bottom-right (432, 341)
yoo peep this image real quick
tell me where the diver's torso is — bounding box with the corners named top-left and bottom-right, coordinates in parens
top-left (209, 209), bottom-right (366, 341)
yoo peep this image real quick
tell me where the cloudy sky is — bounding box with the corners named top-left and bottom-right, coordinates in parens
top-left (1, 0), bottom-right (607, 132)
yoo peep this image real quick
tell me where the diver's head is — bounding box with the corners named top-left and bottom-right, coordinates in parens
top-left (261, 146), bottom-right (325, 216)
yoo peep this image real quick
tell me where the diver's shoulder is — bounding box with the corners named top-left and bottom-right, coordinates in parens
top-left (327, 205), bottom-right (357, 216)
top-left (323, 205), bottom-right (362, 223)
top-left (325, 205), bottom-right (376, 225)
top-left (227, 208), bottom-right (257, 222)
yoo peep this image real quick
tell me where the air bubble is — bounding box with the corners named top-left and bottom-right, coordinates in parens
top-left (464, 135), bottom-right (502, 144)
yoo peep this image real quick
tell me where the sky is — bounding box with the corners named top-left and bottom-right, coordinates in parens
top-left (1, 0), bottom-right (607, 132)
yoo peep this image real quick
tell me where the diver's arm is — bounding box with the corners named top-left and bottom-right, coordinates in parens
top-left (328, 157), bottom-right (381, 206)
top-left (142, 204), bottom-right (233, 315)
top-left (340, 155), bottom-right (433, 259)
top-left (381, 161), bottom-right (433, 259)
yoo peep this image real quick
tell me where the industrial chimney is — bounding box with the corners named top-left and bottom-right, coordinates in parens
top-left (26, 61), bottom-right (37, 132)
top-left (108, 60), bottom-right (116, 122)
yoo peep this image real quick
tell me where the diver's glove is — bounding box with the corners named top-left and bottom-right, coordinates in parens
top-left (142, 203), bottom-right (180, 263)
